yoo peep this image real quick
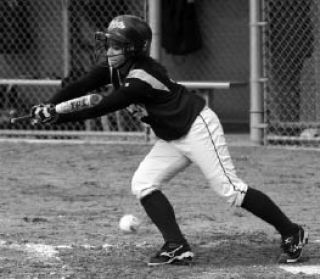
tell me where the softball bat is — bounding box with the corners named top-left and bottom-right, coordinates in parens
top-left (55, 94), bottom-right (103, 114)
top-left (10, 94), bottom-right (103, 123)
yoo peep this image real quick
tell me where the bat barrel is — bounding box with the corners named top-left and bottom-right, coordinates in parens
top-left (55, 94), bottom-right (103, 114)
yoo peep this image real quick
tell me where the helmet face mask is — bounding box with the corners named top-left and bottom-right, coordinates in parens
top-left (105, 37), bottom-right (134, 56)
top-left (105, 39), bottom-right (127, 68)
top-left (94, 32), bottom-right (127, 67)
top-left (94, 32), bottom-right (109, 64)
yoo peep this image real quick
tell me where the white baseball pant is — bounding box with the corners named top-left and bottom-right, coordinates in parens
top-left (131, 106), bottom-right (248, 206)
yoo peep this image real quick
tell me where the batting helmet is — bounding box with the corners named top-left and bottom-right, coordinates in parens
top-left (105, 15), bottom-right (152, 57)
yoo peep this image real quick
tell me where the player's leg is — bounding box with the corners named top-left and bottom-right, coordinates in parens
top-left (174, 107), bottom-right (248, 206)
top-left (131, 139), bottom-right (194, 266)
top-left (242, 188), bottom-right (308, 263)
top-left (176, 107), bottom-right (308, 263)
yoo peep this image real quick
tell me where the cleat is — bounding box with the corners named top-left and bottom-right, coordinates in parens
top-left (278, 226), bottom-right (309, 264)
top-left (148, 242), bottom-right (194, 266)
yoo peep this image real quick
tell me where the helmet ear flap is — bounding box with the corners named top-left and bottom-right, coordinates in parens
top-left (124, 40), bottom-right (150, 57)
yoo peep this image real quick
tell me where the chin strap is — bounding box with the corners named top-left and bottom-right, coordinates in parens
top-left (109, 59), bottom-right (135, 89)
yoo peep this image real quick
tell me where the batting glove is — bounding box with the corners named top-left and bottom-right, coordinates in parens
top-left (31, 104), bottom-right (57, 124)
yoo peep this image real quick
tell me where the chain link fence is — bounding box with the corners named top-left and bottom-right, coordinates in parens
top-left (6, 1), bottom-right (320, 146)
top-left (0, 0), bottom-right (147, 141)
top-left (263, 0), bottom-right (320, 146)
top-left (0, 0), bottom-right (249, 142)
top-left (162, 0), bottom-right (250, 129)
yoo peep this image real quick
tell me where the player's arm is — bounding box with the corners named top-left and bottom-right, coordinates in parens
top-left (49, 62), bottom-right (110, 105)
top-left (31, 78), bottom-right (149, 124)
top-left (55, 78), bottom-right (151, 123)
top-left (54, 89), bottom-right (134, 124)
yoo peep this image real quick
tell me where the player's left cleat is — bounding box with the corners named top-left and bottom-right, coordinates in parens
top-left (148, 241), bottom-right (194, 266)
top-left (278, 226), bottom-right (309, 264)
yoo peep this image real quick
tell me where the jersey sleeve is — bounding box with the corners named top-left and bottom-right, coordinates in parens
top-left (55, 78), bottom-right (150, 124)
top-left (48, 63), bottom-right (110, 105)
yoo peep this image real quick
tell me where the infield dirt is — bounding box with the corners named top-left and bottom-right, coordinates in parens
top-left (0, 140), bottom-right (319, 278)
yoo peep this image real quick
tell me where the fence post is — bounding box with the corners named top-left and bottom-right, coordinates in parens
top-left (145, 0), bottom-right (161, 143)
top-left (61, 0), bottom-right (70, 78)
top-left (249, 0), bottom-right (265, 144)
top-left (148, 0), bottom-right (161, 61)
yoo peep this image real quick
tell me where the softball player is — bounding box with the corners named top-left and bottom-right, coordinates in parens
top-left (32, 15), bottom-right (308, 266)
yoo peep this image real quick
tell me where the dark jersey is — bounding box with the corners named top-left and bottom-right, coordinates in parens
top-left (49, 57), bottom-right (205, 141)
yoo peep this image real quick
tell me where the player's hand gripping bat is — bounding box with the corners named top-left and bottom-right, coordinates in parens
top-left (10, 94), bottom-right (103, 124)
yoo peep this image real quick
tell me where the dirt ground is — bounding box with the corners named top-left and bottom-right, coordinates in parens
top-left (0, 139), bottom-right (320, 278)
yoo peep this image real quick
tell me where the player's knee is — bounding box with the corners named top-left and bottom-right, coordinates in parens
top-left (226, 188), bottom-right (247, 207)
top-left (208, 177), bottom-right (248, 207)
top-left (131, 173), bottom-right (159, 200)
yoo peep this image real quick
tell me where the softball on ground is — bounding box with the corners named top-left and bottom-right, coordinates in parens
top-left (119, 214), bottom-right (140, 233)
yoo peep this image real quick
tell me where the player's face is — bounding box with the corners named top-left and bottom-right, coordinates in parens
top-left (106, 40), bottom-right (126, 68)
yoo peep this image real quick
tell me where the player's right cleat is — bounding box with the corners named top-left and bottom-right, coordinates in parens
top-left (278, 226), bottom-right (309, 263)
top-left (148, 241), bottom-right (194, 266)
